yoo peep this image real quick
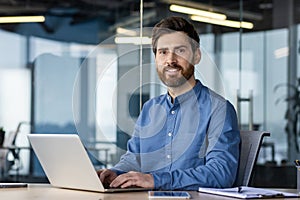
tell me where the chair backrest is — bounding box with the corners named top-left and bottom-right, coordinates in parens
top-left (0, 129), bottom-right (20, 172)
top-left (0, 122), bottom-right (30, 176)
top-left (234, 130), bottom-right (270, 186)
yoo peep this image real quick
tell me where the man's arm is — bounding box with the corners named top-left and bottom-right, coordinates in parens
top-left (101, 125), bottom-right (238, 190)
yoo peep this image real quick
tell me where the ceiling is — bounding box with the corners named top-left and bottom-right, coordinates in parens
top-left (0, 0), bottom-right (299, 43)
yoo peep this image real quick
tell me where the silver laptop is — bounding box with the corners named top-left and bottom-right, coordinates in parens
top-left (28, 134), bottom-right (148, 193)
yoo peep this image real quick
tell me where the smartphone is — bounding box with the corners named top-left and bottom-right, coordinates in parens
top-left (148, 191), bottom-right (191, 199)
top-left (0, 183), bottom-right (28, 188)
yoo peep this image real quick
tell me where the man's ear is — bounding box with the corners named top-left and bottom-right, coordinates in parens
top-left (193, 48), bottom-right (201, 65)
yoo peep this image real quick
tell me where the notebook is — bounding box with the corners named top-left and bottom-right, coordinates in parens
top-left (28, 133), bottom-right (148, 193)
top-left (198, 186), bottom-right (299, 199)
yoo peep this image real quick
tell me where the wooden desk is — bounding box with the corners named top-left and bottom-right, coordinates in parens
top-left (0, 184), bottom-right (298, 200)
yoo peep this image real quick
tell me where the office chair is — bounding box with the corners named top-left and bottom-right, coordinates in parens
top-left (234, 130), bottom-right (270, 186)
top-left (0, 129), bottom-right (20, 179)
top-left (0, 122), bottom-right (30, 179)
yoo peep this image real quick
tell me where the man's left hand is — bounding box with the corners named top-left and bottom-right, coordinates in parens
top-left (109, 171), bottom-right (154, 189)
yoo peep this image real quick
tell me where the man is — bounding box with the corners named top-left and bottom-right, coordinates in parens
top-left (97, 16), bottom-right (240, 190)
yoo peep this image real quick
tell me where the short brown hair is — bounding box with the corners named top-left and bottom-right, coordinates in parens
top-left (152, 16), bottom-right (200, 55)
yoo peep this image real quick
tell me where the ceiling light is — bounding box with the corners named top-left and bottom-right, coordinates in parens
top-left (0, 16), bottom-right (45, 23)
top-left (169, 4), bottom-right (226, 20)
top-left (114, 37), bottom-right (152, 45)
top-left (116, 27), bottom-right (137, 36)
top-left (274, 47), bottom-right (289, 59)
top-left (190, 15), bottom-right (254, 29)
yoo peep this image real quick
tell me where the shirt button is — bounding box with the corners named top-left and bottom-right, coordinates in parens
top-left (171, 110), bottom-right (175, 115)
top-left (168, 132), bottom-right (172, 137)
top-left (167, 155), bottom-right (171, 159)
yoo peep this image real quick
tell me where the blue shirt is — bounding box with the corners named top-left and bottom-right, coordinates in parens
top-left (112, 80), bottom-right (240, 190)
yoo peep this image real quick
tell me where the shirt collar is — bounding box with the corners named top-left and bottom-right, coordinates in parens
top-left (166, 80), bottom-right (203, 105)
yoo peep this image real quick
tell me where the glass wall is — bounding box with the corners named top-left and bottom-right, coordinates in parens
top-left (219, 29), bottom-right (289, 163)
top-left (0, 30), bottom-right (31, 177)
top-left (0, 0), bottom-right (299, 182)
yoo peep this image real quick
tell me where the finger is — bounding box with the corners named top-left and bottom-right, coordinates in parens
top-left (110, 174), bottom-right (131, 188)
top-left (120, 179), bottom-right (138, 188)
top-left (96, 169), bottom-right (104, 176)
top-left (99, 170), bottom-right (111, 183)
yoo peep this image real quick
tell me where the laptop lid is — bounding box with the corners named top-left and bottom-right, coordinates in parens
top-left (28, 134), bottom-right (148, 193)
top-left (28, 134), bottom-right (106, 192)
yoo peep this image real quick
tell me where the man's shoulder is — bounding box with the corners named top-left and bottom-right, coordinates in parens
top-left (199, 85), bottom-right (226, 103)
top-left (207, 88), bottom-right (226, 102)
top-left (143, 94), bottom-right (166, 106)
top-left (195, 81), bottom-right (224, 101)
top-left (200, 86), bottom-right (236, 110)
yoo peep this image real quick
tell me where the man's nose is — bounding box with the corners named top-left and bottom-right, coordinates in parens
top-left (166, 52), bottom-right (177, 64)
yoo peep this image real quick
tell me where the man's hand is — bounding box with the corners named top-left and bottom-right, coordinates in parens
top-left (97, 169), bottom-right (117, 188)
top-left (109, 171), bottom-right (154, 189)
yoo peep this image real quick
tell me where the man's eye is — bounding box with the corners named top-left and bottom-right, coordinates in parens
top-left (176, 48), bottom-right (185, 54)
top-left (159, 50), bottom-right (167, 55)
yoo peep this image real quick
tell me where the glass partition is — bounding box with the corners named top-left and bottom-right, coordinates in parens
top-left (0, 0), bottom-right (299, 183)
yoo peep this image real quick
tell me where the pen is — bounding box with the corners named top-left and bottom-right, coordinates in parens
top-left (258, 193), bottom-right (284, 198)
top-left (237, 187), bottom-right (285, 198)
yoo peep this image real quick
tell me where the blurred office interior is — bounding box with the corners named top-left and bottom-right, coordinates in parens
top-left (0, 0), bottom-right (299, 187)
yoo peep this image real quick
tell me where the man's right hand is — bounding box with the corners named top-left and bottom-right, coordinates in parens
top-left (97, 169), bottom-right (118, 188)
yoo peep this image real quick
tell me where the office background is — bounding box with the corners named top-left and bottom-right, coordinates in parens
top-left (0, 0), bottom-right (299, 187)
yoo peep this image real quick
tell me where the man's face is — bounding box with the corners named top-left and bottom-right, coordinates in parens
top-left (155, 31), bottom-right (200, 88)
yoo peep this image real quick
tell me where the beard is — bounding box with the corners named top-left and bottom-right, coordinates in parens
top-left (157, 63), bottom-right (194, 87)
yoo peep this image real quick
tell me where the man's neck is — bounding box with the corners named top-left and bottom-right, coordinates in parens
top-left (168, 78), bottom-right (196, 101)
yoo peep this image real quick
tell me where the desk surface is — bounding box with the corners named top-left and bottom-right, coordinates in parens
top-left (0, 184), bottom-right (298, 200)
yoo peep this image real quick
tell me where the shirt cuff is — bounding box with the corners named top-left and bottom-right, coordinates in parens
top-left (151, 171), bottom-right (172, 190)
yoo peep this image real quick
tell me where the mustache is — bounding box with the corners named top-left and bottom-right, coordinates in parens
top-left (164, 63), bottom-right (183, 70)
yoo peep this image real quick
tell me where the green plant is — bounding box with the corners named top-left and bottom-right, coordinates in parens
top-left (274, 78), bottom-right (300, 153)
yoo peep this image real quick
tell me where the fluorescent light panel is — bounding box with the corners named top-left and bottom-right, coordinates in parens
top-left (274, 47), bottom-right (289, 59)
top-left (169, 4), bottom-right (226, 20)
top-left (116, 27), bottom-right (137, 36)
top-left (190, 15), bottom-right (254, 29)
top-left (0, 16), bottom-right (45, 23)
top-left (114, 36), bottom-right (152, 45)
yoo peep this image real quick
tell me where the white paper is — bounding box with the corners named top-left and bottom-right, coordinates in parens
top-left (198, 186), bottom-right (299, 199)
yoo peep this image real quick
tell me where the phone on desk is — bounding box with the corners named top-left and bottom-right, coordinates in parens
top-left (148, 191), bottom-right (191, 199)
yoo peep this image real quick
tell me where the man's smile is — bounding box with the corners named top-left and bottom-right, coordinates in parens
top-left (164, 66), bottom-right (182, 76)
